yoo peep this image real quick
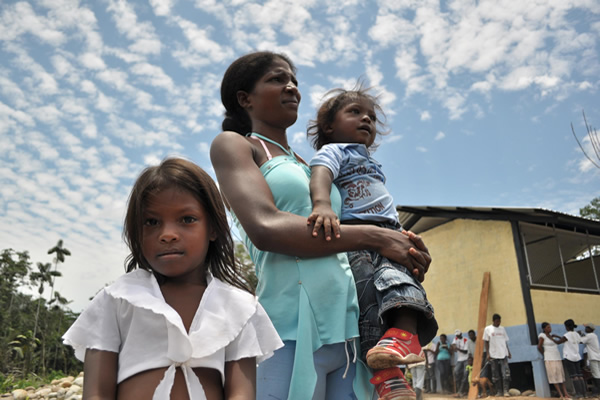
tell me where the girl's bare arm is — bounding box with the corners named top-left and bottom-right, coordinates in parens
top-left (224, 357), bottom-right (256, 400)
top-left (83, 349), bottom-right (118, 400)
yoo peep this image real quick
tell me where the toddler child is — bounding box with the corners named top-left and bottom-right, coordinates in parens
top-left (63, 157), bottom-right (282, 400)
top-left (307, 85), bottom-right (438, 399)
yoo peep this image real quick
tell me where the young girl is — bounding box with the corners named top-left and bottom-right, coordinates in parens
top-left (307, 85), bottom-right (438, 399)
top-left (211, 51), bottom-right (431, 400)
top-left (63, 157), bottom-right (283, 400)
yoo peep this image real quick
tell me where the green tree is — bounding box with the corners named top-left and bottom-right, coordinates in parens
top-left (8, 330), bottom-right (40, 377)
top-left (29, 262), bottom-right (60, 340)
top-left (0, 244), bottom-right (81, 381)
top-left (580, 196), bottom-right (600, 221)
top-left (0, 250), bottom-right (32, 337)
top-left (235, 243), bottom-right (258, 291)
top-left (47, 240), bottom-right (71, 303)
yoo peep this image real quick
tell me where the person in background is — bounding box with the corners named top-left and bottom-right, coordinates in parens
top-left (423, 341), bottom-right (437, 393)
top-left (561, 319), bottom-right (586, 398)
top-left (537, 322), bottom-right (570, 400)
top-left (452, 329), bottom-right (469, 397)
top-left (408, 349), bottom-right (427, 400)
top-left (581, 323), bottom-right (600, 396)
top-left (467, 330), bottom-right (477, 359)
top-left (436, 334), bottom-right (453, 394)
top-left (483, 313), bottom-right (511, 397)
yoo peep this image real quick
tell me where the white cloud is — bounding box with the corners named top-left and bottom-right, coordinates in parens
top-left (434, 131), bottom-right (445, 141)
top-left (150, 0), bottom-right (174, 16)
top-left (106, 0), bottom-right (162, 55)
top-left (420, 111), bottom-right (431, 121)
top-left (80, 52), bottom-right (107, 70)
top-left (130, 62), bottom-right (176, 92)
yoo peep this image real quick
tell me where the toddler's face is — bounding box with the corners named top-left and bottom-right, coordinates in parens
top-left (325, 97), bottom-right (376, 147)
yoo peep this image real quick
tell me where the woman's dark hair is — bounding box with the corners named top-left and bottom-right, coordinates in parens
top-left (221, 51), bottom-right (296, 135)
top-left (123, 157), bottom-right (253, 293)
top-left (541, 322), bottom-right (550, 331)
top-left (307, 81), bottom-right (388, 150)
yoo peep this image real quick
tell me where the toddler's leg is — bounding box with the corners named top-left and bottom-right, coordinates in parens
top-left (347, 250), bottom-right (381, 362)
top-left (365, 253), bottom-right (437, 370)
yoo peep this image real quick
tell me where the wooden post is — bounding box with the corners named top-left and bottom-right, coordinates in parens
top-left (468, 272), bottom-right (491, 400)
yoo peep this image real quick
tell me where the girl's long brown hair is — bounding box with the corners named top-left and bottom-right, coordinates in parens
top-left (123, 157), bottom-right (253, 293)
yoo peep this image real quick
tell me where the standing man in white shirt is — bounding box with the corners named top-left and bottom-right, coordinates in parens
top-left (581, 323), bottom-right (600, 396)
top-left (561, 319), bottom-right (586, 398)
top-left (452, 330), bottom-right (469, 397)
top-left (483, 314), bottom-right (511, 397)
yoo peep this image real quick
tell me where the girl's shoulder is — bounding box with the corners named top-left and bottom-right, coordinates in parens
top-left (205, 276), bottom-right (257, 304)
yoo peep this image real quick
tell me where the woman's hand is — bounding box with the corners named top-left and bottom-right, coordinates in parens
top-left (375, 229), bottom-right (431, 282)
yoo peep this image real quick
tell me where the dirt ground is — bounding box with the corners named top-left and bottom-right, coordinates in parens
top-left (423, 395), bottom-right (537, 400)
top-left (422, 394), bottom-right (600, 400)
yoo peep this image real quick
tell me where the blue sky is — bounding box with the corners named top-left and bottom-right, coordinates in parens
top-left (1, 0), bottom-right (599, 312)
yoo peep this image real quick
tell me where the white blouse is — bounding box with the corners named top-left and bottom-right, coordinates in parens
top-left (63, 269), bottom-right (283, 400)
top-left (538, 333), bottom-right (561, 361)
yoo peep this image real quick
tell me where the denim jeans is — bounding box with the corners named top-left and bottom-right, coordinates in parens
top-left (490, 357), bottom-right (511, 395)
top-left (347, 226), bottom-right (438, 361)
top-left (454, 360), bottom-right (468, 394)
top-left (425, 364), bottom-right (436, 392)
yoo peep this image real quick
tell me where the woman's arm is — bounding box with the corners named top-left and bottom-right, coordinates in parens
top-left (224, 357), bottom-right (256, 400)
top-left (537, 337), bottom-right (544, 355)
top-left (210, 131), bottom-right (431, 280)
top-left (551, 334), bottom-right (567, 345)
top-left (83, 349), bottom-right (118, 400)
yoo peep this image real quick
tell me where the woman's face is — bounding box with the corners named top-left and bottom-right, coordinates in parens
top-left (544, 324), bottom-right (552, 334)
top-left (243, 58), bottom-right (301, 131)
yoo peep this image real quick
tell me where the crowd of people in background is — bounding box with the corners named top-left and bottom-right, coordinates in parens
top-left (407, 315), bottom-right (600, 400)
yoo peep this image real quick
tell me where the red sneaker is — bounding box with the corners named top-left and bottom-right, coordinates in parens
top-left (370, 367), bottom-right (416, 400)
top-left (366, 328), bottom-right (424, 370)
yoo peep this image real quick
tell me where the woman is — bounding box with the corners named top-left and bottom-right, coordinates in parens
top-left (210, 51), bottom-right (431, 400)
top-left (435, 334), bottom-right (453, 394)
top-left (537, 322), bottom-right (570, 399)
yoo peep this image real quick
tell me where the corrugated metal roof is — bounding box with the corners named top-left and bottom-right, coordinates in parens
top-left (396, 205), bottom-right (600, 234)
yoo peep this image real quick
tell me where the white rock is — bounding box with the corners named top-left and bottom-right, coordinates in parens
top-left (508, 388), bottom-right (521, 396)
top-left (12, 389), bottom-right (28, 400)
top-left (36, 387), bottom-right (52, 397)
top-left (72, 377), bottom-right (83, 387)
top-left (65, 385), bottom-right (81, 396)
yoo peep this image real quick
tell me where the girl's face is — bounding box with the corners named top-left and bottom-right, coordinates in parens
top-left (141, 186), bottom-right (216, 284)
top-left (543, 324), bottom-right (552, 334)
top-left (325, 97), bottom-right (376, 147)
top-left (242, 58), bottom-right (301, 131)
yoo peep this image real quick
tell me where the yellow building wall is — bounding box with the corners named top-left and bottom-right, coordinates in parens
top-left (531, 289), bottom-right (600, 325)
top-left (421, 219), bottom-right (527, 336)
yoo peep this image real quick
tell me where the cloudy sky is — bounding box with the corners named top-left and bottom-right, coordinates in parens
top-left (1, 0), bottom-right (599, 312)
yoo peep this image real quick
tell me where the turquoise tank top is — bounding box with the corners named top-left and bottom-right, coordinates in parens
top-left (233, 133), bottom-right (372, 399)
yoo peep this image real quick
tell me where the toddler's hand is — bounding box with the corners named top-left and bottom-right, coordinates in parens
top-left (307, 206), bottom-right (341, 241)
